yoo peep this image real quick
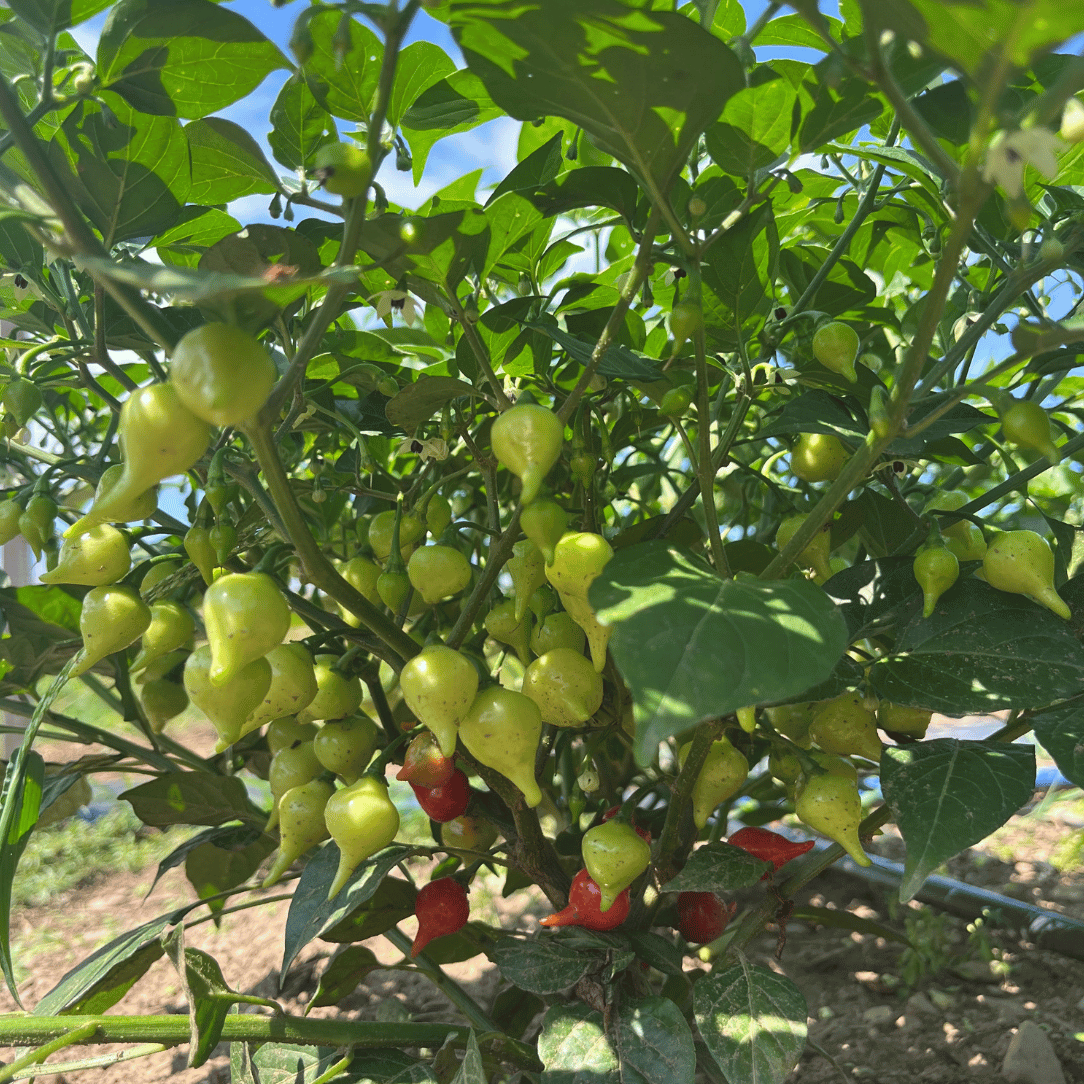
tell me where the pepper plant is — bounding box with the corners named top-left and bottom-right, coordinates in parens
top-left (0, 0), bottom-right (1083, 1081)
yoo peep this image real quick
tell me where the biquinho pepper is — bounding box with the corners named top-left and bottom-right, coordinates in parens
top-left (811, 321), bottom-right (860, 383)
top-left (790, 432), bottom-right (848, 484)
top-left (297, 654), bottom-right (364, 724)
top-left (530, 611), bottom-right (586, 657)
top-left (399, 646), bottom-right (478, 758)
top-left (338, 555), bottom-right (381, 625)
top-left (19, 494), bottom-right (55, 560)
top-left (727, 826), bottom-right (815, 875)
top-left (368, 509), bottom-right (425, 562)
top-left (396, 730), bottom-right (455, 789)
top-left (184, 525), bottom-right (216, 586)
top-left (913, 540), bottom-right (959, 619)
top-left (545, 532), bottom-right (614, 672)
top-left (40, 525), bottom-right (131, 587)
top-left (1000, 397), bottom-right (1061, 465)
top-left (266, 741), bottom-right (323, 830)
top-left (507, 539), bottom-right (547, 622)
top-left (520, 498), bottom-right (568, 565)
top-left (775, 513), bottom-right (833, 582)
top-left (490, 402), bottom-right (564, 506)
top-left (71, 585), bottom-right (152, 677)
top-left (130, 600), bottom-right (195, 674)
top-left (242, 642), bottom-right (319, 736)
top-left (67, 383), bottom-right (210, 537)
top-left (982, 529), bottom-right (1070, 619)
top-left (263, 779), bottom-right (334, 887)
top-left (808, 693), bottom-right (882, 764)
top-left (411, 878), bottom-right (470, 957)
top-left (140, 678), bottom-right (189, 733)
top-left (139, 557), bottom-right (182, 599)
top-left (522, 647), bottom-right (603, 727)
top-left (313, 715), bottom-right (380, 785)
top-left (794, 770), bottom-right (871, 866)
top-left (581, 818), bottom-right (651, 913)
top-left (440, 813), bottom-right (499, 853)
top-left (679, 735), bottom-right (749, 831)
top-left (183, 644), bottom-right (271, 752)
top-left (312, 141), bottom-right (373, 198)
top-left (676, 891), bottom-right (736, 943)
top-left (484, 600), bottom-right (533, 666)
top-left (458, 686), bottom-right (543, 807)
top-left (425, 493), bottom-right (453, 538)
top-left (92, 464), bottom-right (158, 523)
top-left (203, 572), bottom-right (291, 687)
top-left (876, 702), bottom-right (932, 738)
top-left (0, 499), bottom-right (20, 545)
top-left (169, 323), bottom-right (278, 427)
top-left (411, 767), bottom-right (471, 823)
top-left (267, 717), bottom-right (319, 755)
top-left (324, 775), bottom-right (401, 898)
top-left (407, 544), bottom-right (472, 604)
top-left (541, 868), bottom-right (630, 931)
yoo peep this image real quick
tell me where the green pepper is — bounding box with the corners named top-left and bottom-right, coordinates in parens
top-left (399, 645), bottom-right (479, 757)
top-left (490, 403), bottom-right (564, 506)
top-left (242, 642), bottom-right (319, 736)
top-left (183, 644), bottom-right (271, 752)
top-left (407, 543), bottom-right (472, 604)
top-left (262, 779), bottom-right (334, 887)
top-left (324, 776), bottom-right (400, 898)
top-left (522, 647), bottom-right (603, 727)
top-left (71, 585), bottom-right (152, 677)
top-left (458, 686), bottom-right (543, 808)
top-left (545, 532), bottom-right (613, 672)
top-left (40, 525), bottom-right (131, 587)
top-left (581, 818), bottom-right (651, 913)
top-left (203, 571), bottom-right (292, 687)
top-left (130, 600), bottom-right (195, 674)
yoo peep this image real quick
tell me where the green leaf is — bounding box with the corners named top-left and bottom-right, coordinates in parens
top-left (52, 95), bottom-right (188, 246)
top-left (185, 118), bottom-right (279, 205)
top-left (852, 490), bottom-right (921, 559)
top-left (868, 578), bottom-right (1084, 714)
top-left (694, 957), bottom-right (808, 1084)
top-left (755, 389), bottom-right (866, 443)
top-left (528, 166), bottom-right (641, 222)
top-left (120, 771), bottom-right (257, 828)
top-left (453, 1030), bottom-right (486, 1084)
top-left (162, 928), bottom-right (234, 1068)
top-left (320, 874), bottom-right (417, 943)
top-left (706, 80), bottom-right (795, 177)
top-left (1032, 696), bottom-right (1084, 790)
top-left (281, 843), bottom-right (412, 984)
top-left (310, 944), bottom-right (382, 1007)
top-left (268, 74), bottom-right (337, 173)
top-left (185, 834), bottom-right (276, 915)
top-left (488, 935), bottom-right (592, 995)
top-left (590, 543), bottom-right (849, 766)
top-left (306, 10), bottom-right (382, 124)
top-left (9, 585), bottom-right (82, 633)
top-left (6, 0), bottom-right (111, 35)
top-left (96, 0), bottom-right (287, 118)
top-left (452, 0), bottom-right (745, 195)
top-left (799, 71), bottom-right (883, 152)
top-left (148, 824), bottom-right (263, 897)
top-left (756, 11), bottom-right (843, 49)
top-left (401, 70), bottom-right (502, 185)
top-left (881, 739), bottom-right (1036, 901)
top-left (388, 41), bottom-right (457, 129)
top-left (36, 901), bottom-right (201, 1014)
top-left (234, 1044), bottom-right (438, 1083)
top-left (538, 1002), bottom-right (619, 1084)
top-left (521, 319), bottom-right (661, 382)
top-left (662, 842), bottom-right (771, 892)
top-left (405, 208), bottom-right (491, 292)
top-left (614, 995), bottom-right (695, 1084)
top-left (702, 201), bottom-right (776, 347)
top-left (154, 207), bottom-right (242, 267)
top-left (384, 375), bottom-right (479, 433)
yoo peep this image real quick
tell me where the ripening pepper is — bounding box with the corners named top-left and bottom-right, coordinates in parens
top-left (411, 877), bottom-right (470, 957)
top-left (399, 645), bottom-right (478, 758)
top-left (40, 525), bottom-right (131, 587)
top-left (458, 686), bottom-right (543, 807)
top-left (203, 572), bottom-right (291, 687)
top-left (396, 730), bottom-right (456, 789)
top-left (545, 532), bottom-right (613, 672)
top-left (581, 818), bottom-right (651, 913)
top-left (727, 826), bottom-right (815, 875)
top-left (439, 813), bottom-right (499, 853)
top-left (794, 770), bottom-right (870, 866)
top-left (183, 644), bottom-right (271, 752)
top-left (324, 775), bottom-right (401, 898)
top-left (522, 647), bottom-right (603, 727)
top-left (679, 735), bottom-right (749, 830)
top-left (490, 402), bottom-right (564, 506)
top-left (540, 868), bottom-right (630, 931)
top-left (263, 779), bottom-right (334, 887)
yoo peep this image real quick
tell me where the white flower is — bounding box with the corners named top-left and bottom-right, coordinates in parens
top-left (982, 128), bottom-right (1065, 199)
top-left (397, 437), bottom-right (449, 462)
top-left (372, 289), bottom-right (420, 327)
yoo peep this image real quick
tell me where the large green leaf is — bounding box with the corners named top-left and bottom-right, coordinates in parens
top-left (184, 118), bottom-right (279, 205)
top-left (615, 996), bottom-right (695, 1084)
top-left (6, 0), bottom-right (111, 34)
top-left (590, 543), bottom-right (849, 765)
top-left (309, 944), bottom-right (382, 1007)
top-left (268, 74), bottom-right (338, 173)
top-left (706, 79), bottom-right (796, 177)
top-left (538, 1002), bottom-right (620, 1084)
top-left (488, 935), bottom-right (592, 996)
top-left (881, 739), bottom-right (1036, 901)
top-left (120, 771), bottom-right (258, 828)
top-left (451, 0), bottom-right (745, 195)
top-left (387, 40), bottom-right (457, 129)
top-left (305, 10), bottom-right (382, 125)
top-left (694, 957), bottom-right (807, 1084)
top-left (662, 842), bottom-right (771, 892)
top-left (868, 578), bottom-right (1084, 714)
top-left (96, 0), bottom-right (287, 118)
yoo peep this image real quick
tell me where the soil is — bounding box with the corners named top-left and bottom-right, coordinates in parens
top-left (4, 716), bottom-right (1084, 1083)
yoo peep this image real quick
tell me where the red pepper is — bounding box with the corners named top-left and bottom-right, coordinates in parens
top-left (396, 730), bottom-right (456, 788)
top-left (411, 768), bottom-right (471, 823)
top-left (727, 826), bottom-right (815, 876)
top-left (540, 868), bottom-right (630, 931)
top-left (676, 891), bottom-right (736, 944)
top-left (411, 878), bottom-right (470, 957)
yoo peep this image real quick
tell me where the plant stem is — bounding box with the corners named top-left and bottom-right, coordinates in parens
top-left (693, 323), bottom-right (729, 575)
top-left (446, 508), bottom-right (521, 650)
top-left (240, 420), bottom-right (418, 663)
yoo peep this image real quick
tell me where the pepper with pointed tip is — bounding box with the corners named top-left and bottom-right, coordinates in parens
top-left (92, 464), bottom-right (158, 523)
top-left (491, 403), bottom-right (564, 506)
top-left (484, 600), bottom-right (533, 666)
top-left (204, 572), bottom-right (291, 686)
top-left (458, 686), bottom-right (543, 807)
top-left (545, 532), bottom-right (613, 672)
top-left (297, 655), bottom-right (364, 724)
top-left (396, 730), bottom-right (455, 789)
top-left (812, 322), bottom-right (860, 383)
top-left (184, 645), bottom-right (272, 753)
top-left (913, 541), bottom-right (959, 619)
top-left (71, 585), bottom-right (152, 678)
top-left (1000, 397), bottom-right (1060, 465)
top-left (775, 513), bottom-right (833, 581)
top-left (130, 600), bottom-right (195, 674)
top-left (407, 544), bottom-right (472, 604)
top-left (581, 818), bottom-right (651, 913)
top-left (727, 826), bottom-right (815, 874)
top-left (265, 740), bottom-right (323, 830)
top-left (324, 775), bottom-right (400, 898)
top-left (314, 715), bottom-right (380, 785)
top-left (522, 647), bottom-right (603, 727)
top-left (676, 891), bottom-right (736, 943)
top-left (399, 646), bottom-right (478, 758)
top-left (794, 770), bottom-right (871, 866)
top-left (242, 643), bottom-right (319, 736)
top-left (520, 499), bottom-right (568, 565)
top-left (507, 539), bottom-right (547, 622)
top-left (679, 735), bottom-right (749, 830)
top-left (540, 868), bottom-right (630, 930)
top-left (40, 525), bottom-right (131, 587)
top-left (983, 530), bottom-right (1070, 619)
top-left (411, 878), bottom-right (470, 957)
top-left (808, 693), bottom-right (882, 763)
top-left (263, 779), bottom-right (334, 887)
